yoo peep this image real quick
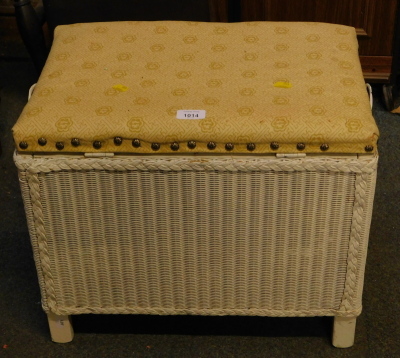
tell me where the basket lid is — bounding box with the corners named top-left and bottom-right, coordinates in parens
top-left (13, 21), bottom-right (379, 154)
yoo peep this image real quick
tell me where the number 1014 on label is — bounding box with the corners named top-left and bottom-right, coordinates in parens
top-left (177, 110), bottom-right (206, 120)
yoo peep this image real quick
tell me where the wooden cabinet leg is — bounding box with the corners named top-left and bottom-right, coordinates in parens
top-left (47, 312), bottom-right (74, 343)
top-left (332, 316), bottom-right (356, 348)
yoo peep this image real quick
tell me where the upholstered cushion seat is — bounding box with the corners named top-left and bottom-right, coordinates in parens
top-left (13, 21), bottom-right (378, 153)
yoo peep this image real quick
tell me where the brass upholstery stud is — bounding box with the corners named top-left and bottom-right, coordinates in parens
top-left (297, 143), bottom-right (306, 151)
top-left (38, 138), bottom-right (47, 146)
top-left (207, 141), bottom-right (216, 150)
top-left (270, 142), bottom-right (279, 150)
top-left (132, 138), bottom-right (141, 148)
top-left (365, 145), bottom-right (374, 152)
top-left (187, 140), bottom-right (196, 149)
top-left (225, 143), bottom-right (234, 151)
top-left (56, 142), bottom-right (64, 150)
top-left (19, 141), bottom-right (28, 150)
top-left (247, 143), bottom-right (256, 151)
top-left (170, 142), bottom-right (179, 151)
top-left (151, 143), bottom-right (160, 151)
top-left (320, 143), bottom-right (329, 151)
top-left (71, 138), bottom-right (80, 147)
top-left (93, 141), bottom-right (102, 149)
top-left (114, 137), bottom-right (123, 146)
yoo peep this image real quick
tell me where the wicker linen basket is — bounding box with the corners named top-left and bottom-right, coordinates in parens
top-left (13, 21), bottom-right (379, 347)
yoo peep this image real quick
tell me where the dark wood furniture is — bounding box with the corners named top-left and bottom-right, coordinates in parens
top-left (237, 0), bottom-right (400, 110)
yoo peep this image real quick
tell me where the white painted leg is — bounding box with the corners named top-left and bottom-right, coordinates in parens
top-left (332, 316), bottom-right (357, 348)
top-left (47, 312), bottom-right (74, 343)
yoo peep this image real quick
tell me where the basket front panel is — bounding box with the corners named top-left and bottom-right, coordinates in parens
top-left (37, 167), bottom-right (357, 316)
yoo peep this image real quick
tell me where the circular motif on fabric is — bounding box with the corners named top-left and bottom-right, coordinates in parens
top-left (244, 35), bottom-right (259, 43)
top-left (96, 106), bottom-right (113, 116)
top-left (199, 118), bottom-right (216, 132)
top-left (117, 53), bottom-right (132, 61)
top-left (346, 119), bottom-right (363, 132)
top-left (308, 86), bottom-right (324, 95)
top-left (212, 44), bottom-right (227, 52)
top-left (343, 97), bottom-right (359, 106)
top-left (341, 78), bottom-right (356, 86)
top-left (209, 62), bottom-right (225, 70)
top-left (155, 26), bottom-right (168, 34)
top-left (127, 117), bottom-right (143, 132)
top-left (82, 62), bottom-right (97, 69)
top-left (39, 88), bottom-right (54, 96)
top-left (63, 36), bottom-right (76, 44)
top-left (111, 70), bottom-right (127, 79)
top-left (274, 62), bottom-right (289, 69)
top-left (237, 107), bottom-right (254, 116)
top-left (172, 89), bottom-right (188, 96)
top-left (274, 44), bottom-right (289, 51)
top-left (151, 44), bottom-right (165, 52)
top-left (242, 70), bottom-right (257, 78)
top-left (167, 106), bottom-right (182, 115)
top-left (275, 27), bottom-right (289, 34)
top-left (141, 80), bottom-right (157, 87)
top-left (48, 70), bottom-right (63, 78)
top-left (203, 97), bottom-right (219, 105)
top-left (337, 43), bottom-right (351, 51)
top-left (336, 28), bottom-right (350, 35)
top-left (307, 52), bottom-right (322, 60)
top-left (146, 62), bottom-right (160, 70)
top-left (240, 88), bottom-right (255, 96)
top-left (183, 36), bottom-right (198, 44)
top-left (307, 69), bottom-right (323, 76)
top-left (27, 107), bottom-right (42, 117)
top-left (176, 71), bottom-right (191, 79)
top-left (89, 43), bottom-right (103, 51)
top-left (122, 35), bottom-right (136, 43)
top-left (134, 97), bottom-right (150, 105)
top-left (180, 54), bottom-right (194, 62)
top-left (94, 26), bottom-right (108, 33)
top-left (64, 97), bottom-right (81, 105)
top-left (271, 117), bottom-right (289, 131)
top-left (56, 117), bottom-right (73, 132)
top-left (104, 88), bottom-right (119, 96)
top-left (207, 79), bottom-right (222, 88)
top-left (339, 61), bottom-right (354, 70)
top-left (273, 97), bottom-right (289, 105)
top-left (309, 106), bottom-right (326, 116)
top-left (306, 34), bottom-right (320, 42)
top-left (243, 53), bottom-right (258, 61)
top-left (56, 53), bottom-right (70, 61)
top-left (214, 27), bottom-right (228, 34)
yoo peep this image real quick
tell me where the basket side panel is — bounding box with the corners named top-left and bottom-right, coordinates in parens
top-left (37, 167), bottom-right (361, 317)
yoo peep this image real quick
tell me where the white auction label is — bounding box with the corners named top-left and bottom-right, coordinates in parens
top-left (177, 110), bottom-right (206, 119)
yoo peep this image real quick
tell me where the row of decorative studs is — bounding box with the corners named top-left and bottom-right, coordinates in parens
top-left (18, 138), bottom-right (374, 152)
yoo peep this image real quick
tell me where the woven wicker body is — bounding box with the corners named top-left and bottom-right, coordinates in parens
top-left (15, 153), bottom-right (377, 346)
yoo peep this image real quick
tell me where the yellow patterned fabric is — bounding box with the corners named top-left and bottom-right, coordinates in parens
top-left (13, 21), bottom-right (379, 154)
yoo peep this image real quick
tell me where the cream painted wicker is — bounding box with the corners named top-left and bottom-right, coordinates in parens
top-left (15, 152), bottom-right (378, 346)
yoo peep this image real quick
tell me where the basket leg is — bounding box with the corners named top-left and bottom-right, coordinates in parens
top-left (332, 316), bottom-right (356, 348)
top-left (47, 312), bottom-right (74, 343)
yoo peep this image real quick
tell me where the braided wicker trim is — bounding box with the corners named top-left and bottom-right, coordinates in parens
top-left (16, 152), bottom-right (377, 318)
top-left (47, 306), bottom-right (362, 318)
top-left (15, 153), bottom-right (378, 174)
top-left (339, 171), bottom-right (370, 312)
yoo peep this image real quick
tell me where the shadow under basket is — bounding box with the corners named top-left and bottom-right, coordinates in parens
top-left (15, 152), bottom-right (377, 347)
